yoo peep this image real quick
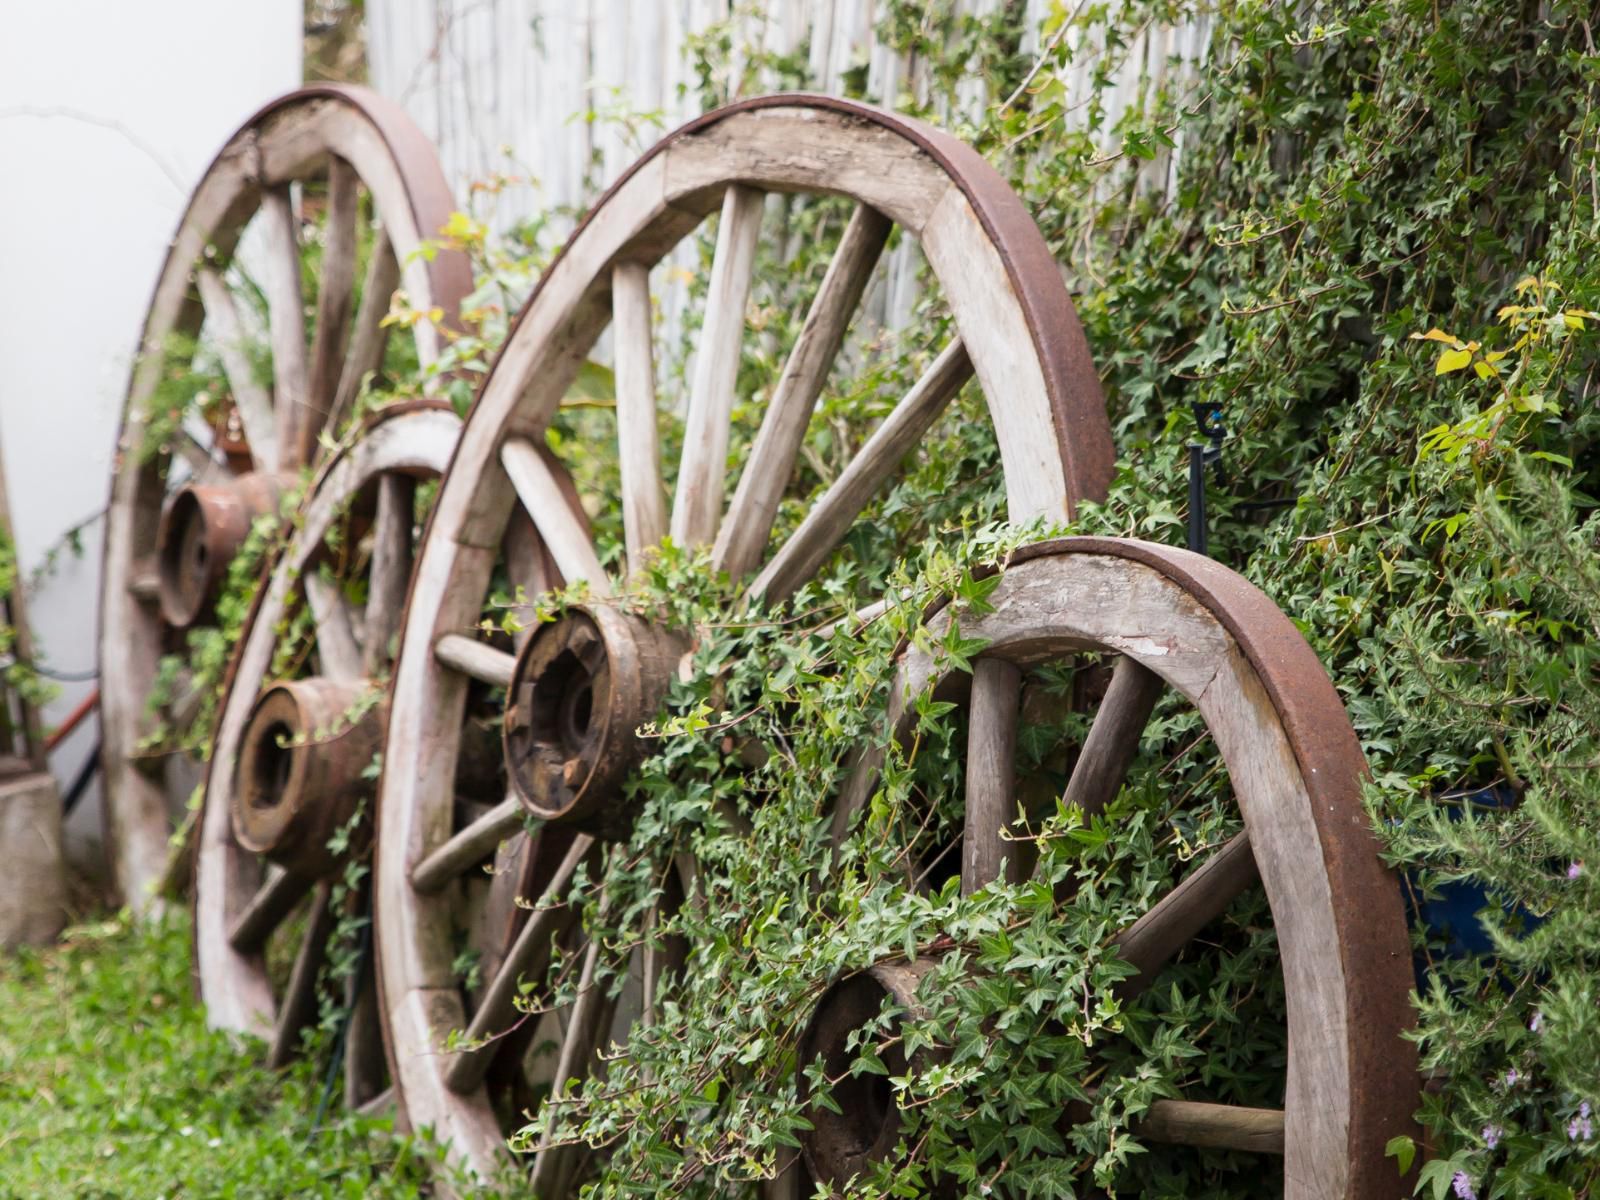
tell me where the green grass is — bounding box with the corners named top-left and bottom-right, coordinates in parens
top-left (0, 914), bottom-right (438, 1198)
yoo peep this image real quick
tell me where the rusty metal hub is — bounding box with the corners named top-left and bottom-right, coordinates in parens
top-left (232, 677), bottom-right (383, 879)
top-left (156, 471), bottom-right (289, 628)
top-left (797, 960), bottom-right (939, 1188)
top-left (502, 605), bottom-right (686, 839)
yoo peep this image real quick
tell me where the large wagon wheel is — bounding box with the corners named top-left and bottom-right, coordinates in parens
top-left (100, 85), bottom-right (471, 914)
top-left (371, 94), bottom-right (1116, 1184)
top-left (796, 538), bottom-right (1418, 1197)
top-left (193, 403), bottom-right (475, 1107)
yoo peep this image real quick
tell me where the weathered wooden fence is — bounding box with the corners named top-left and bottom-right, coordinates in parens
top-left (366, 0), bottom-right (1208, 339)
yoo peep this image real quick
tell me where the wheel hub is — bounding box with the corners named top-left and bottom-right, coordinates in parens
top-left (156, 471), bottom-right (289, 628)
top-left (797, 960), bottom-right (941, 1188)
top-left (502, 605), bottom-right (686, 839)
top-left (232, 677), bottom-right (383, 878)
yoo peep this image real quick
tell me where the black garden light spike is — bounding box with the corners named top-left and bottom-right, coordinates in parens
top-left (1187, 400), bottom-right (1227, 557)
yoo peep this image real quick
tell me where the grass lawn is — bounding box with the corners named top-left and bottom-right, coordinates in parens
top-left (0, 913), bottom-right (439, 1198)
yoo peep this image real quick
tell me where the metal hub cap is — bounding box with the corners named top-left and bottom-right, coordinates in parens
top-left (798, 960), bottom-right (938, 1187)
top-left (503, 605), bottom-right (686, 839)
top-left (156, 472), bottom-right (287, 628)
top-left (233, 677), bottom-right (382, 879)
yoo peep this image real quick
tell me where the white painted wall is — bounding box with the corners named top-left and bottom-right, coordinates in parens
top-left (0, 1), bottom-right (301, 873)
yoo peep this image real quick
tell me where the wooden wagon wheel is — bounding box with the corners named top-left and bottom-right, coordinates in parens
top-left (370, 93), bottom-right (1116, 1184)
top-left (192, 402), bottom-right (469, 1106)
top-left (796, 538), bottom-right (1418, 1198)
top-left (99, 85), bottom-right (471, 914)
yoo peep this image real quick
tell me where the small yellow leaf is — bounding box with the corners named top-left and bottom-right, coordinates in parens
top-left (1436, 348), bottom-right (1472, 375)
top-left (1483, 349), bottom-right (1508, 363)
top-left (1473, 360), bottom-right (1498, 380)
top-left (1412, 328), bottom-right (1461, 345)
top-left (1564, 313), bottom-right (1586, 331)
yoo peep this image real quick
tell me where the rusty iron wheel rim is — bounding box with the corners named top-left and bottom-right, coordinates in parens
top-left (792, 538), bottom-right (1418, 1196)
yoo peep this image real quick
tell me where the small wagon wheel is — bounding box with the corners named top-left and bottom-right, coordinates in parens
top-left (99, 85), bottom-right (471, 913)
top-left (193, 402), bottom-right (477, 1105)
top-left (371, 94), bottom-right (1116, 1184)
top-left (797, 538), bottom-right (1418, 1198)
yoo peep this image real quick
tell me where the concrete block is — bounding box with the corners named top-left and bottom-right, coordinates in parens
top-left (0, 771), bottom-right (67, 947)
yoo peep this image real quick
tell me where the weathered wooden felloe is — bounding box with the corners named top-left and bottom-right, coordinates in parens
top-left (367, 93), bottom-right (1116, 1189)
top-left (99, 85), bottom-right (471, 916)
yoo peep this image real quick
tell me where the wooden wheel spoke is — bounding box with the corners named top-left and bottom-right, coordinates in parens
top-left (445, 833), bottom-right (597, 1094)
top-left (1136, 1098), bottom-right (1284, 1155)
top-left (175, 424), bottom-right (227, 480)
top-left (749, 339), bottom-right (974, 604)
top-left (501, 437), bottom-right (610, 596)
top-left (168, 667), bottom-right (206, 734)
top-left (303, 570), bottom-right (364, 682)
top-left (1111, 830), bottom-right (1258, 1001)
top-left (260, 186), bottom-right (311, 466)
top-left (302, 157), bottom-right (360, 464)
top-left (673, 850), bottom-right (701, 911)
top-left (355, 1086), bottom-right (396, 1118)
top-left (227, 865), bottom-right (313, 953)
top-left (1062, 656), bottom-right (1164, 820)
top-left (196, 266), bottom-right (278, 471)
top-left (126, 558), bottom-right (160, 602)
top-left (640, 904), bottom-right (665, 1033)
top-left (503, 514), bottom-right (556, 650)
top-left (330, 229), bottom-right (399, 436)
top-left (266, 882), bottom-right (337, 1068)
top-left (362, 473), bottom-right (415, 675)
top-left (411, 795), bottom-right (524, 894)
top-left (432, 633), bottom-right (515, 689)
top-left (828, 744), bottom-right (885, 852)
top-left (611, 262), bottom-right (667, 573)
top-left (713, 204), bottom-right (892, 580)
top-left (343, 904), bottom-right (385, 1108)
top-left (641, 859), bottom-right (690, 1031)
top-left (963, 657), bottom-right (1022, 895)
top-left (528, 936), bottom-right (615, 1198)
top-left (760, 1162), bottom-right (802, 1200)
top-left (669, 184), bottom-right (764, 551)
top-left (344, 984), bottom-right (386, 1110)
